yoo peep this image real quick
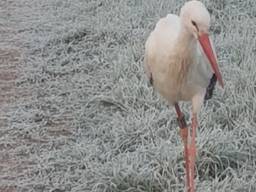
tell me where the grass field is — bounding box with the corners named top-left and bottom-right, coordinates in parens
top-left (1, 0), bottom-right (256, 191)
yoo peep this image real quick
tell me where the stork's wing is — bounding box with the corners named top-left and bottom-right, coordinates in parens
top-left (144, 50), bottom-right (153, 85)
top-left (144, 14), bottom-right (180, 86)
top-left (204, 74), bottom-right (217, 101)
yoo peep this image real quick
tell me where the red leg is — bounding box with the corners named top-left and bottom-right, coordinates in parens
top-left (189, 114), bottom-right (197, 192)
top-left (181, 128), bottom-right (191, 192)
top-left (174, 103), bottom-right (190, 192)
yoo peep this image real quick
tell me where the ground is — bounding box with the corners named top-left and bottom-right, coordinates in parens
top-left (1, 0), bottom-right (256, 191)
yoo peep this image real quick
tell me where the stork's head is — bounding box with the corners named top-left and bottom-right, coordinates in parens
top-left (180, 0), bottom-right (224, 88)
top-left (180, 1), bottom-right (210, 38)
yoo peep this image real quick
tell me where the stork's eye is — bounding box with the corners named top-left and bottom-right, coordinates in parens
top-left (191, 20), bottom-right (199, 31)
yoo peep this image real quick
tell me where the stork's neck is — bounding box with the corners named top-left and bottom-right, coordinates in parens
top-left (177, 25), bottom-right (197, 55)
top-left (169, 23), bottom-right (198, 85)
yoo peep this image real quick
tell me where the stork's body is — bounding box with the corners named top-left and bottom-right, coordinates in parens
top-left (144, 1), bottom-right (224, 192)
top-left (146, 13), bottom-right (214, 105)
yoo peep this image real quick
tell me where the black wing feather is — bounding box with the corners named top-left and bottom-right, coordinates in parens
top-left (204, 74), bottom-right (217, 101)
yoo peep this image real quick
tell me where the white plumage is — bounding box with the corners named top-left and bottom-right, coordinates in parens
top-left (145, 12), bottom-right (216, 113)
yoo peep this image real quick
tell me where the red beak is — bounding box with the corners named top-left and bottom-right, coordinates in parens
top-left (198, 33), bottom-right (224, 88)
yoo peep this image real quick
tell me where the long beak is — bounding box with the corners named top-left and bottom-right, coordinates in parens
top-left (198, 33), bottom-right (224, 88)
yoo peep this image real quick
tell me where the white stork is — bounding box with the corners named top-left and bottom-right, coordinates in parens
top-left (144, 1), bottom-right (224, 191)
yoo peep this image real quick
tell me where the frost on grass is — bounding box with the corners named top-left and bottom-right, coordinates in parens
top-left (1, 0), bottom-right (256, 191)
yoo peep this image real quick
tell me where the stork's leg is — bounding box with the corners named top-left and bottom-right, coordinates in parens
top-left (189, 114), bottom-right (197, 192)
top-left (189, 89), bottom-right (205, 192)
top-left (174, 103), bottom-right (190, 192)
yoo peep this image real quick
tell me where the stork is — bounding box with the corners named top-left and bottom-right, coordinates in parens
top-left (144, 1), bottom-right (224, 191)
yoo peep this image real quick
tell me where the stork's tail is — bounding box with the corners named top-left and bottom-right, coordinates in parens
top-left (204, 74), bottom-right (217, 101)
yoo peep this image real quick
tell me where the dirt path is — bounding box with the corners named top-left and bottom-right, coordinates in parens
top-left (0, 1), bottom-right (76, 191)
top-left (0, 15), bottom-right (24, 190)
